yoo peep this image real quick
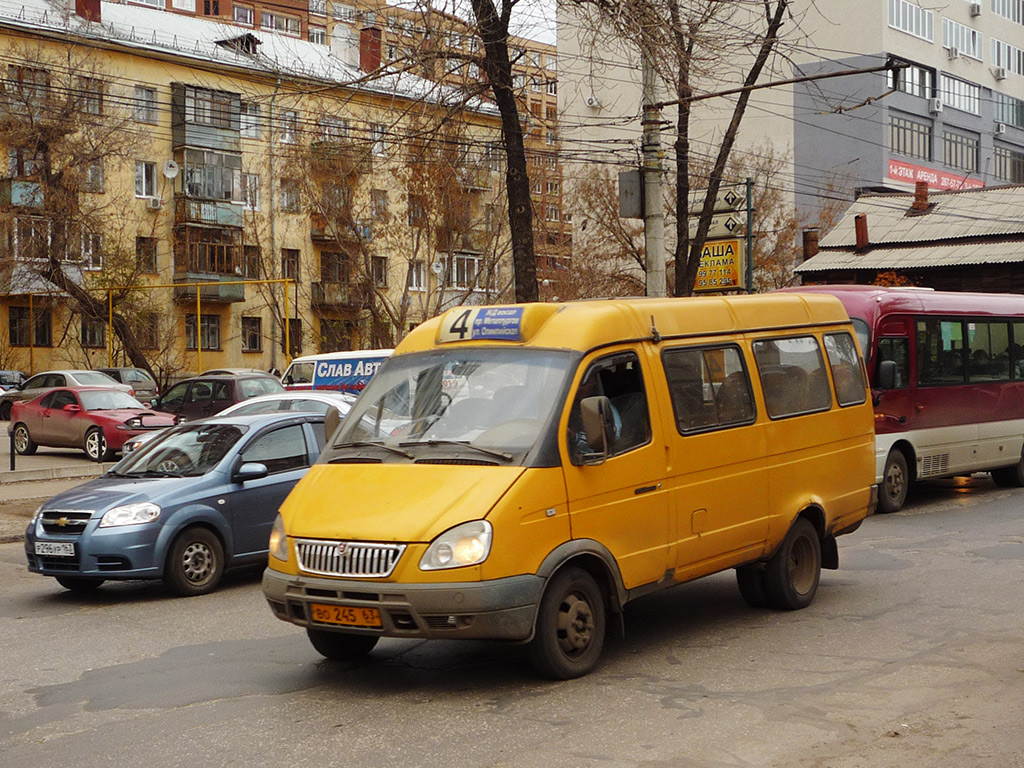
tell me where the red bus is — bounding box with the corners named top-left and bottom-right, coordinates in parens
top-left (783, 285), bottom-right (1024, 512)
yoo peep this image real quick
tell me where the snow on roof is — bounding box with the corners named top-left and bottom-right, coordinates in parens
top-left (0, 0), bottom-right (494, 111)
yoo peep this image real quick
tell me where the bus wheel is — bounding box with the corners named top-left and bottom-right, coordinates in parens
top-left (736, 564), bottom-right (770, 608)
top-left (529, 566), bottom-right (606, 680)
top-left (991, 456), bottom-right (1024, 488)
top-left (765, 519), bottom-right (821, 611)
top-left (878, 449), bottom-right (909, 514)
top-left (306, 628), bottom-right (378, 660)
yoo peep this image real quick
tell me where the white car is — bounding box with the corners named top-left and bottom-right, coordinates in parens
top-left (121, 391), bottom-right (355, 454)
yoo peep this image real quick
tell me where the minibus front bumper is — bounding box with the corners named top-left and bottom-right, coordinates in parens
top-left (262, 567), bottom-right (545, 642)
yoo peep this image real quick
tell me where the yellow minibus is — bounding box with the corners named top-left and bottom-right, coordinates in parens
top-left (263, 294), bottom-right (877, 678)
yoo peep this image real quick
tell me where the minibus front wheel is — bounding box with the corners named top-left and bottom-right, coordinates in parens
top-left (306, 628), bottom-right (378, 660)
top-left (529, 566), bottom-right (606, 680)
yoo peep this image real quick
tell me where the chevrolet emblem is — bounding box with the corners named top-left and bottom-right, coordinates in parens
top-left (55, 517), bottom-right (70, 527)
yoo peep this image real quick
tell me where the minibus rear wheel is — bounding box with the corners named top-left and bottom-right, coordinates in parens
top-left (306, 628), bottom-right (378, 660)
top-left (878, 449), bottom-right (910, 514)
top-left (764, 519), bottom-right (821, 611)
top-left (529, 566), bottom-right (606, 680)
top-left (735, 564), bottom-right (770, 608)
top-left (991, 455), bottom-right (1024, 487)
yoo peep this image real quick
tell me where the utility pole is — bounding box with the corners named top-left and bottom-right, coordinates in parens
top-left (642, 52), bottom-right (666, 298)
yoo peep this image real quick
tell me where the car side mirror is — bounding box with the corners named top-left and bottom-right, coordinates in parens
top-left (578, 395), bottom-right (612, 465)
top-left (877, 360), bottom-right (897, 390)
top-left (233, 461), bottom-right (269, 483)
top-left (62, 404), bottom-right (82, 413)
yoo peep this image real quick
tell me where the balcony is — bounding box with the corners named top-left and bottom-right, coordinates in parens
top-left (175, 197), bottom-right (243, 228)
top-left (458, 165), bottom-right (493, 192)
top-left (0, 179), bottom-right (43, 208)
top-left (311, 281), bottom-right (366, 308)
top-left (173, 273), bottom-right (245, 303)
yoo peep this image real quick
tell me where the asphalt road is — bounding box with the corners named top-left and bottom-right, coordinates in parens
top-left (1, 476), bottom-right (1023, 768)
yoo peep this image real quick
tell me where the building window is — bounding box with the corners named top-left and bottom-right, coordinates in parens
top-left (321, 251), bottom-right (349, 282)
top-left (371, 256), bottom-right (387, 287)
top-left (370, 124), bottom-right (386, 156)
top-left (243, 245), bottom-right (261, 278)
top-left (185, 313), bottom-right (221, 350)
top-left (133, 85), bottom-right (158, 124)
top-left (942, 18), bottom-right (982, 60)
top-left (282, 248), bottom-right (300, 281)
top-left (888, 0), bottom-right (934, 42)
top-left (545, 205), bottom-right (561, 222)
top-left (309, 0), bottom-right (326, 15)
top-left (184, 149), bottom-right (241, 200)
top-left (82, 160), bottom-right (104, 193)
top-left (184, 86), bottom-right (233, 129)
top-left (241, 316), bottom-right (262, 352)
top-left (280, 180), bottom-right (300, 212)
top-left (81, 317), bottom-right (105, 348)
top-left (137, 236), bottom-right (158, 273)
top-left (546, 129), bottom-right (558, 146)
top-left (280, 109), bottom-right (299, 143)
top-left (331, 3), bottom-right (355, 22)
top-left (992, 38), bottom-right (1024, 76)
top-left (546, 80), bottom-right (557, 96)
top-left (135, 161), bottom-right (157, 198)
top-left (172, 0), bottom-right (196, 10)
top-left (371, 189), bottom-right (388, 219)
top-left (448, 254), bottom-right (480, 289)
top-left (202, 0), bottom-right (220, 15)
top-left (82, 232), bottom-right (103, 270)
top-left (182, 228), bottom-right (237, 274)
top-left (8, 65), bottom-right (49, 101)
top-left (261, 12), bottom-right (301, 36)
top-left (136, 312), bottom-right (160, 350)
top-left (943, 131), bottom-right (979, 172)
top-left (233, 3), bottom-right (254, 25)
top-left (407, 260), bottom-right (425, 291)
top-left (79, 77), bottom-right (104, 115)
top-left (407, 193), bottom-right (426, 227)
top-left (309, 25), bottom-right (327, 45)
top-left (995, 92), bottom-right (1024, 129)
top-left (938, 74), bottom-right (980, 115)
top-left (995, 145), bottom-right (1024, 183)
top-left (9, 306), bottom-right (51, 347)
top-left (240, 101), bottom-right (261, 138)
top-left (320, 318), bottom-right (353, 351)
top-left (241, 173), bottom-right (260, 210)
top-left (890, 114), bottom-right (931, 161)
top-left (282, 318), bottom-right (302, 356)
top-left (318, 116), bottom-right (348, 141)
top-left (8, 147), bottom-right (40, 178)
top-left (887, 59), bottom-right (934, 97)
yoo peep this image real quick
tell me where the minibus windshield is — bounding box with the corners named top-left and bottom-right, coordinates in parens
top-left (329, 348), bottom-right (572, 462)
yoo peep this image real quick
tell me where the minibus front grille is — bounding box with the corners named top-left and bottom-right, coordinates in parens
top-left (295, 539), bottom-right (405, 578)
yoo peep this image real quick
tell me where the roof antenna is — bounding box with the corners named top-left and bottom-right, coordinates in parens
top-left (650, 315), bottom-right (661, 344)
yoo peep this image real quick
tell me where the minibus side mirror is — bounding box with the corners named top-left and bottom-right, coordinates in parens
top-left (579, 396), bottom-right (611, 465)
top-left (877, 360), bottom-right (897, 390)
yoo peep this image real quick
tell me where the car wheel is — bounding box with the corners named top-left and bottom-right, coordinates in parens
top-left (163, 527), bottom-right (224, 596)
top-left (0, 401), bottom-right (11, 421)
top-left (736, 563), bottom-right (771, 608)
top-left (84, 427), bottom-right (114, 462)
top-left (528, 566), bottom-right (606, 680)
top-left (878, 449), bottom-right (910, 514)
top-left (55, 576), bottom-right (104, 592)
top-left (306, 628), bottom-right (378, 660)
top-left (991, 454), bottom-right (1024, 488)
top-left (12, 423), bottom-right (37, 455)
top-left (764, 518), bottom-right (822, 611)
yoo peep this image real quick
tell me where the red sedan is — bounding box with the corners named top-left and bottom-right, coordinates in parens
top-left (8, 387), bottom-right (177, 462)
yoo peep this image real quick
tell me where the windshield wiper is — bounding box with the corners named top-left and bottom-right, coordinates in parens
top-left (398, 439), bottom-right (512, 461)
top-left (121, 469), bottom-right (185, 478)
top-left (330, 440), bottom-right (414, 459)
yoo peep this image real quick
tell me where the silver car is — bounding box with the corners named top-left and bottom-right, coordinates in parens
top-left (0, 370), bottom-right (132, 421)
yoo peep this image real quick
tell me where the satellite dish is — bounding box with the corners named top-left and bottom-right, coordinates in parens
top-left (431, 261), bottom-right (443, 274)
top-left (162, 160), bottom-right (180, 179)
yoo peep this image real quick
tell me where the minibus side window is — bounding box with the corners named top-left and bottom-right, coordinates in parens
top-left (753, 336), bottom-right (832, 419)
top-left (1013, 323), bottom-right (1024, 379)
top-left (877, 337), bottom-right (909, 389)
top-left (967, 320), bottom-right (1010, 382)
top-left (663, 345), bottom-right (754, 433)
top-left (917, 319), bottom-right (966, 386)
top-left (824, 332), bottom-right (868, 406)
top-left (567, 353), bottom-right (650, 463)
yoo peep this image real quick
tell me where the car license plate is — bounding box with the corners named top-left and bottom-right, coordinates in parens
top-left (34, 541), bottom-right (75, 557)
top-left (310, 603), bottom-right (382, 628)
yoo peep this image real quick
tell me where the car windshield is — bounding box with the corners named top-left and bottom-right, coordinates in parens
top-left (284, 362), bottom-right (314, 385)
top-left (113, 423), bottom-right (248, 477)
top-left (328, 348), bottom-right (571, 463)
top-left (240, 377), bottom-right (285, 398)
top-left (75, 372), bottom-right (117, 386)
top-left (79, 390), bottom-right (145, 411)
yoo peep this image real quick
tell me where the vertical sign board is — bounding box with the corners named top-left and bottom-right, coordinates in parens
top-left (694, 238), bottom-right (744, 293)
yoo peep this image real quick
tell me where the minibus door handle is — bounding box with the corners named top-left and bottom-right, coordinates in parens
top-left (634, 483), bottom-right (661, 495)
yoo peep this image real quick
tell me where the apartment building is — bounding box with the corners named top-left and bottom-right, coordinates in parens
top-left (0, 0), bottom-right (504, 379)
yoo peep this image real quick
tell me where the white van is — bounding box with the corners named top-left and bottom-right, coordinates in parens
top-left (281, 350), bottom-right (392, 394)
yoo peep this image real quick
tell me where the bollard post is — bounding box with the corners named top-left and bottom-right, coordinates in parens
top-left (9, 431), bottom-right (14, 471)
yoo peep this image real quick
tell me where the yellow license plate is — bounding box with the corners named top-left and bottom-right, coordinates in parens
top-left (310, 603), bottom-right (382, 628)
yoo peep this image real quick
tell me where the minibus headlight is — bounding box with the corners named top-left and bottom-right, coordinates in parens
top-left (99, 502), bottom-right (161, 528)
top-left (268, 514), bottom-right (288, 561)
top-left (420, 520), bottom-right (492, 571)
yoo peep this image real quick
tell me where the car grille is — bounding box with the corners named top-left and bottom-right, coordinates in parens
top-left (40, 510), bottom-right (94, 536)
top-left (295, 539), bottom-right (405, 578)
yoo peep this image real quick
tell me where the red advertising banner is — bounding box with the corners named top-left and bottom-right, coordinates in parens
top-left (887, 159), bottom-right (985, 190)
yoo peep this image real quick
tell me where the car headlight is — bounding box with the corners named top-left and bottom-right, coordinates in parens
top-left (268, 514), bottom-right (288, 561)
top-left (99, 502), bottom-right (161, 528)
top-left (419, 520), bottom-right (492, 571)
top-left (31, 504), bottom-right (44, 525)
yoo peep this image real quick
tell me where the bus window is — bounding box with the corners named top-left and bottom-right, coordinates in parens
top-left (663, 345), bottom-right (755, 432)
top-left (824, 333), bottom-right (867, 406)
top-left (753, 336), bottom-right (832, 418)
top-left (1014, 323), bottom-right (1024, 379)
top-left (877, 338), bottom-right (909, 389)
top-left (967, 321), bottom-right (1010, 382)
top-left (917, 319), bottom-right (966, 386)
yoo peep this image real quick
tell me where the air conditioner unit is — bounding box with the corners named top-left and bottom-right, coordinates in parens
top-left (947, 47), bottom-right (960, 60)
top-left (929, 97), bottom-right (943, 114)
top-left (995, 122), bottom-right (1006, 136)
top-left (970, 2), bottom-right (982, 17)
top-left (146, 197), bottom-right (162, 210)
top-left (584, 94), bottom-right (600, 109)
top-left (993, 67), bottom-right (1007, 81)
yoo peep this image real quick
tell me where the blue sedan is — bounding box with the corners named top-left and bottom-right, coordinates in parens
top-left (24, 411), bottom-right (327, 596)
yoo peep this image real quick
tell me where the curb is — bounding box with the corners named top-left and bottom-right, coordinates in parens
top-left (0, 464), bottom-right (109, 484)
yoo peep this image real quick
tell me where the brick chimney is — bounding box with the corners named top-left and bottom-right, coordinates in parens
top-left (359, 26), bottom-right (382, 73)
top-left (801, 228), bottom-right (819, 262)
top-left (910, 180), bottom-right (931, 213)
top-left (76, 0), bottom-right (101, 22)
top-left (854, 214), bottom-right (869, 252)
